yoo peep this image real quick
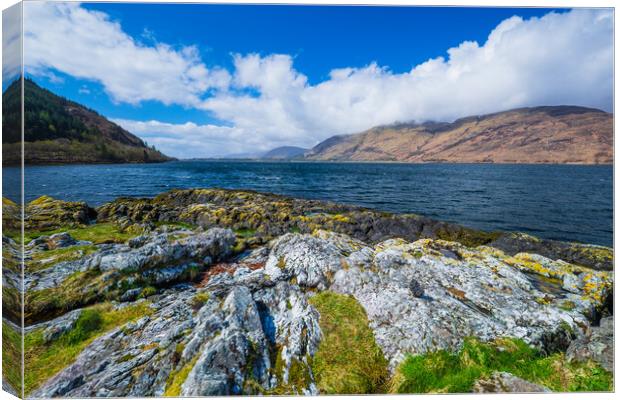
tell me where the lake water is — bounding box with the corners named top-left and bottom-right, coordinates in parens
top-left (2, 161), bottom-right (613, 247)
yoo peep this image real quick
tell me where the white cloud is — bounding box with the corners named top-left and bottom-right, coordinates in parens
top-left (22, 5), bottom-right (613, 158)
top-left (200, 9), bottom-right (613, 155)
top-left (23, 2), bottom-right (230, 106)
top-left (3, 3), bottom-right (21, 83)
top-left (112, 118), bottom-right (292, 158)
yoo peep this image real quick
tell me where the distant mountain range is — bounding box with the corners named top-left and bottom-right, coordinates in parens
top-left (261, 146), bottom-right (307, 160)
top-left (2, 78), bottom-right (173, 165)
top-left (2, 79), bottom-right (612, 165)
top-left (303, 106), bottom-right (612, 164)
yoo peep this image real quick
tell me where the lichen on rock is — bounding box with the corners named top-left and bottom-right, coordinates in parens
top-left (6, 189), bottom-right (613, 396)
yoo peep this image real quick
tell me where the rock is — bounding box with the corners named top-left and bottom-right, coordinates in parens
top-left (408, 279), bottom-right (424, 298)
top-left (20, 191), bottom-right (614, 396)
top-left (472, 372), bottom-right (550, 393)
top-left (98, 228), bottom-right (234, 273)
top-left (25, 195), bottom-right (96, 231)
top-left (22, 308), bottom-right (84, 343)
top-left (325, 237), bottom-right (611, 369)
top-left (27, 228), bottom-right (235, 292)
top-left (32, 275), bottom-right (321, 397)
top-left (566, 316), bottom-right (614, 372)
top-left (27, 232), bottom-right (90, 250)
top-left (489, 232), bottom-right (613, 271)
top-left (94, 188), bottom-right (610, 271)
top-left (120, 288), bottom-right (143, 302)
top-left (264, 233), bottom-right (343, 289)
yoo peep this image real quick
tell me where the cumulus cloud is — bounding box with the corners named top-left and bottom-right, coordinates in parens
top-left (23, 2), bottom-right (230, 106)
top-left (201, 9), bottom-right (613, 152)
top-left (22, 4), bottom-right (613, 158)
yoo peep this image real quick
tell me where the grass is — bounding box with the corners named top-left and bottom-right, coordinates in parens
top-left (234, 228), bottom-right (257, 238)
top-left (19, 222), bottom-right (137, 245)
top-left (308, 291), bottom-right (389, 394)
top-left (189, 292), bottom-right (210, 311)
top-left (25, 269), bottom-right (106, 324)
top-left (2, 321), bottom-right (22, 394)
top-left (28, 244), bottom-right (99, 272)
top-left (164, 355), bottom-right (199, 396)
top-left (155, 221), bottom-right (195, 230)
top-left (391, 337), bottom-right (612, 394)
top-left (24, 301), bottom-right (153, 395)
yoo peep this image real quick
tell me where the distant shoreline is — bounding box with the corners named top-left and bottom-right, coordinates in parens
top-left (178, 159), bottom-right (615, 166)
top-left (4, 159), bottom-right (613, 168)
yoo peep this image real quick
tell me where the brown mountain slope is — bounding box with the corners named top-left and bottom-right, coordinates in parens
top-left (306, 106), bottom-right (613, 164)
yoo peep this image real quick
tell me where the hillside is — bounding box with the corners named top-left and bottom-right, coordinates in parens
top-left (261, 146), bottom-right (307, 160)
top-left (305, 106), bottom-right (613, 164)
top-left (2, 78), bottom-right (174, 165)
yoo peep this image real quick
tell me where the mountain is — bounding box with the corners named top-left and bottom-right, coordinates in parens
top-left (2, 78), bottom-right (174, 165)
top-left (305, 106), bottom-right (613, 164)
top-left (261, 146), bottom-right (308, 160)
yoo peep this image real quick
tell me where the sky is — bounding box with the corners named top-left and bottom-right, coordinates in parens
top-left (3, 2), bottom-right (614, 158)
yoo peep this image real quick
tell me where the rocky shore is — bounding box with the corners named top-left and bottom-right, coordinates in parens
top-left (2, 189), bottom-right (614, 396)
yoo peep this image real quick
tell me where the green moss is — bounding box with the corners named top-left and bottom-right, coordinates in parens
top-left (2, 286), bottom-right (22, 323)
top-left (391, 337), bottom-right (612, 394)
top-left (164, 355), bottom-right (199, 396)
top-left (155, 221), bottom-right (195, 230)
top-left (23, 222), bottom-right (137, 245)
top-left (560, 300), bottom-right (576, 311)
top-left (309, 291), bottom-right (389, 394)
top-left (25, 269), bottom-right (107, 324)
top-left (436, 227), bottom-right (501, 248)
top-left (24, 301), bottom-right (153, 395)
top-left (117, 353), bottom-right (137, 363)
top-left (235, 228), bottom-right (257, 238)
top-left (189, 292), bottom-right (210, 311)
top-left (138, 286), bottom-right (158, 299)
top-left (2, 321), bottom-right (22, 394)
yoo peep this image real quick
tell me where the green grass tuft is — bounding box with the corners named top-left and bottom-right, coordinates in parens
top-left (391, 337), bottom-right (612, 394)
top-left (2, 321), bottom-right (23, 394)
top-left (164, 355), bottom-right (199, 396)
top-left (24, 301), bottom-right (153, 395)
top-left (189, 292), bottom-right (210, 311)
top-left (309, 291), bottom-right (389, 394)
top-left (22, 222), bottom-right (137, 245)
top-left (28, 244), bottom-right (98, 272)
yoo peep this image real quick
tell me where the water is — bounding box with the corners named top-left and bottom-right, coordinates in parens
top-left (2, 161), bottom-right (613, 246)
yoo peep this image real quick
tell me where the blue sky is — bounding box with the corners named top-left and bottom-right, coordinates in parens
top-left (8, 3), bottom-right (614, 157)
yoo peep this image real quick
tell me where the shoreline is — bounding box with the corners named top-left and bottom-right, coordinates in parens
top-left (2, 187), bottom-right (613, 395)
top-left (2, 159), bottom-right (614, 167)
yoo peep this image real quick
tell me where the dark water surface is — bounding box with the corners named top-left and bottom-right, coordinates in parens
top-left (2, 161), bottom-right (613, 246)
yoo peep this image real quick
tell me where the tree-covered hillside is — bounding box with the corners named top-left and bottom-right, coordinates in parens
top-left (2, 78), bottom-right (174, 164)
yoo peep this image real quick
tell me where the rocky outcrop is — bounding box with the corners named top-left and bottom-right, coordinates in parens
top-left (27, 225), bottom-right (613, 397)
top-left (94, 189), bottom-right (612, 271)
top-left (25, 196), bottom-right (96, 231)
top-left (7, 190), bottom-right (614, 396)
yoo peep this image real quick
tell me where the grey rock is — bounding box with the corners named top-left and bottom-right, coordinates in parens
top-left (29, 231), bottom-right (612, 396)
top-left (566, 316), bottom-right (614, 372)
top-left (26, 228), bottom-right (235, 292)
top-left (120, 288), bottom-right (142, 302)
top-left (472, 372), bottom-right (551, 393)
top-left (408, 279), bottom-right (424, 298)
